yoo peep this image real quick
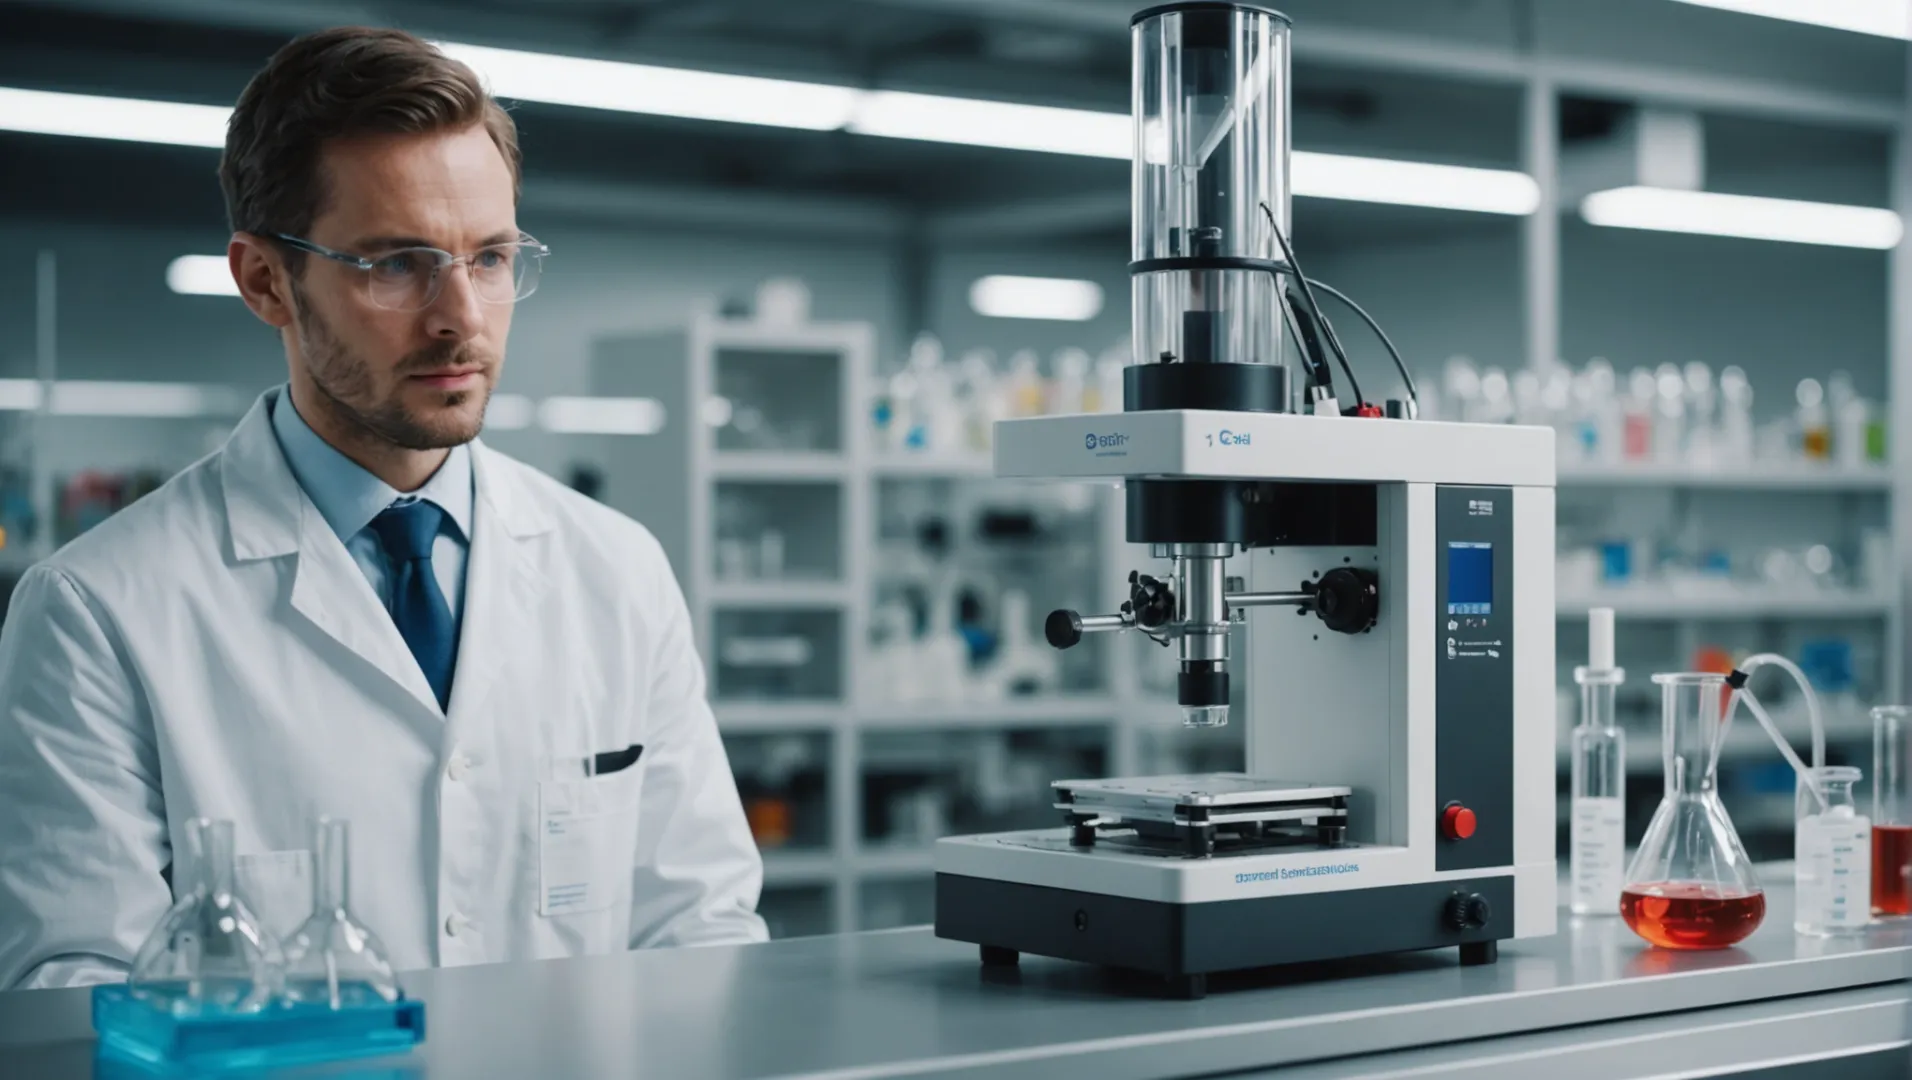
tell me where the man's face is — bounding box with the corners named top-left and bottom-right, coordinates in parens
top-left (288, 124), bottom-right (517, 450)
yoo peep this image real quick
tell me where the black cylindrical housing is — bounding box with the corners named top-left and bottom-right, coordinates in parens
top-left (1124, 361), bottom-right (1290, 413)
top-left (1127, 479), bottom-right (1265, 545)
top-left (1178, 661), bottom-right (1229, 707)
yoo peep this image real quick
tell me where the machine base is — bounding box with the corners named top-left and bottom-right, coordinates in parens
top-left (936, 872), bottom-right (1513, 998)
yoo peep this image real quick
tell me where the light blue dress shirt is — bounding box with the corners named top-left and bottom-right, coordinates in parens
top-left (268, 387), bottom-right (472, 628)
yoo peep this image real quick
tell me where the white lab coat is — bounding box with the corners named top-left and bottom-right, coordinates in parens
top-left (0, 390), bottom-right (766, 989)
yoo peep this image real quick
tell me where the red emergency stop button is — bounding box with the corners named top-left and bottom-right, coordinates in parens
top-left (1441, 803), bottom-right (1477, 841)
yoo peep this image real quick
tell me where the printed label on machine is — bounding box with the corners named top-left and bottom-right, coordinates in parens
top-left (1570, 796), bottom-right (1625, 913)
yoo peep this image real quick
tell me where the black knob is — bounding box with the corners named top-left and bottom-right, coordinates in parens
top-left (1313, 567), bottom-right (1379, 635)
top-left (1129, 573), bottom-right (1175, 630)
top-left (1445, 892), bottom-right (1491, 931)
top-left (1046, 610), bottom-right (1084, 650)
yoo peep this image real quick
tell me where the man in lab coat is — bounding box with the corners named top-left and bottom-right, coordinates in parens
top-left (0, 27), bottom-right (768, 989)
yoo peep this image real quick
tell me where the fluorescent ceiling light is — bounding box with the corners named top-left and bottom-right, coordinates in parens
top-left (2, 47), bottom-right (1540, 216)
top-left (849, 91), bottom-right (1129, 158)
top-left (485, 393), bottom-right (535, 431)
top-left (437, 42), bottom-right (858, 130)
top-left (1293, 152), bottom-right (1541, 215)
top-left (0, 380), bottom-right (43, 411)
top-left (166, 255), bottom-right (239, 297)
top-left (969, 275), bottom-right (1105, 321)
top-left (1667, 0), bottom-right (1911, 39)
top-left (1580, 186), bottom-right (1903, 249)
top-left (538, 396), bottom-right (667, 435)
top-left (50, 381), bottom-right (247, 418)
top-left (0, 86), bottom-right (228, 147)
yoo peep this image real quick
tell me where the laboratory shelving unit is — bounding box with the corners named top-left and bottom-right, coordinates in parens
top-left (679, 309), bottom-right (1213, 938)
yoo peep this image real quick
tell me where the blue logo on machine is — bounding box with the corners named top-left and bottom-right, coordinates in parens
top-left (1215, 429), bottom-right (1250, 447)
top-left (1084, 433), bottom-right (1098, 449)
top-left (1085, 432), bottom-right (1129, 453)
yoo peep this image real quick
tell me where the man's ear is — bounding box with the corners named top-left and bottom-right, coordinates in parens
top-left (229, 233), bottom-right (294, 329)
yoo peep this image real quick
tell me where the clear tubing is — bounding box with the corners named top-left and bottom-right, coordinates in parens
top-left (314, 817), bottom-right (349, 913)
top-left (1721, 653), bottom-right (1828, 811)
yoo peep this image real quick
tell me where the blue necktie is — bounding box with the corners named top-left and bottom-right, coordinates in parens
top-left (370, 502), bottom-right (457, 710)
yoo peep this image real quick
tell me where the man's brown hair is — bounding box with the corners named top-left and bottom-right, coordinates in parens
top-left (219, 27), bottom-right (522, 261)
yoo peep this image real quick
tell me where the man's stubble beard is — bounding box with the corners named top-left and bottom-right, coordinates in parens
top-left (290, 278), bottom-right (494, 452)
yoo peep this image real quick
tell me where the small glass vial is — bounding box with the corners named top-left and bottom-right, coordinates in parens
top-left (1795, 766), bottom-right (1871, 935)
top-left (1571, 608), bottom-right (1626, 917)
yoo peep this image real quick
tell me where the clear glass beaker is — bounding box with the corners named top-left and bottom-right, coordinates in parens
top-left (1621, 673), bottom-right (1766, 949)
top-left (1795, 766), bottom-right (1870, 935)
top-left (1873, 706), bottom-right (1912, 917)
top-left (282, 817), bottom-right (401, 1007)
top-left (128, 818), bottom-right (283, 1013)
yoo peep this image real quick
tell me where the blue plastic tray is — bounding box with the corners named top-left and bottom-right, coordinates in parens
top-left (92, 984), bottom-right (425, 1075)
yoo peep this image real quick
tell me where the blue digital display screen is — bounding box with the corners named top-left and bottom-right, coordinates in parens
top-left (1447, 542), bottom-right (1493, 616)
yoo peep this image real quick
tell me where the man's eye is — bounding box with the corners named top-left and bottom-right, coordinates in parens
top-left (372, 252), bottom-right (425, 277)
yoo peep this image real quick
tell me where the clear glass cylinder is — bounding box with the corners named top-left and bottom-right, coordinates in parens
top-left (1570, 666), bottom-right (1626, 916)
top-left (1795, 765), bottom-right (1870, 935)
top-left (1621, 673), bottom-right (1765, 949)
top-left (1131, 3), bottom-right (1291, 369)
top-left (1872, 705), bottom-right (1911, 916)
top-left (128, 818), bottom-right (283, 1014)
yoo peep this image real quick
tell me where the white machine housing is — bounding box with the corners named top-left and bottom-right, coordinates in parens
top-left (935, 408), bottom-right (1557, 958)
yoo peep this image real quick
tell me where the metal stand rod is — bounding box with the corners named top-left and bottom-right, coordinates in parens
top-left (1226, 591), bottom-right (1311, 608)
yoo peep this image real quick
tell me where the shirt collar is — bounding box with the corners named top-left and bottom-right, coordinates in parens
top-left (268, 385), bottom-right (474, 545)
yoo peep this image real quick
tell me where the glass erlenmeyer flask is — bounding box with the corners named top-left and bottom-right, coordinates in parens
top-left (282, 817), bottom-right (401, 1007)
top-left (1620, 673), bottom-right (1766, 949)
top-left (129, 818), bottom-right (283, 1013)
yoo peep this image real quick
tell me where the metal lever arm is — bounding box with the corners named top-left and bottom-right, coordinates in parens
top-left (1044, 610), bottom-right (1130, 650)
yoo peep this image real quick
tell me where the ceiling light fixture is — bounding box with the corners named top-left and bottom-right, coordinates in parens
top-left (7, 44), bottom-right (1541, 217)
top-left (1293, 152), bottom-right (1542, 215)
top-left (538, 396), bottom-right (668, 435)
top-left (166, 255), bottom-right (239, 297)
top-left (1580, 186), bottom-right (1903, 248)
top-left (0, 86), bottom-right (228, 147)
top-left (969, 276), bottom-right (1106, 321)
top-left (1666, 0), bottom-right (1912, 40)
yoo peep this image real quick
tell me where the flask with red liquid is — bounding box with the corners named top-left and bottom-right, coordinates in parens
top-left (1874, 706), bottom-right (1912, 918)
top-left (1621, 673), bottom-right (1765, 949)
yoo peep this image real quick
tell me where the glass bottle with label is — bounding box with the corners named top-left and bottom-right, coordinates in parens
top-left (1571, 607), bottom-right (1626, 916)
top-left (1795, 766), bottom-right (1870, 935)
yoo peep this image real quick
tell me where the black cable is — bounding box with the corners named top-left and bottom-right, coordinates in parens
top-left (1260, 201), bottom-right (1363, 409)
top-left (1275, 291), bottom-right (1329, 397)
top-left (1303, 278), bottom-right (1419, 410)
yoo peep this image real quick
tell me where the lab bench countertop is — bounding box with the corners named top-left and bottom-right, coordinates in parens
top-left (2, 883), bottom-right (1908, 1080)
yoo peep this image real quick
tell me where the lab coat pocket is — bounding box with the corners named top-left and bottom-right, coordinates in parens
top-left (537, 763), bottom-right (645, 918)
top-left (235, 849), bottom-right (314, 943)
